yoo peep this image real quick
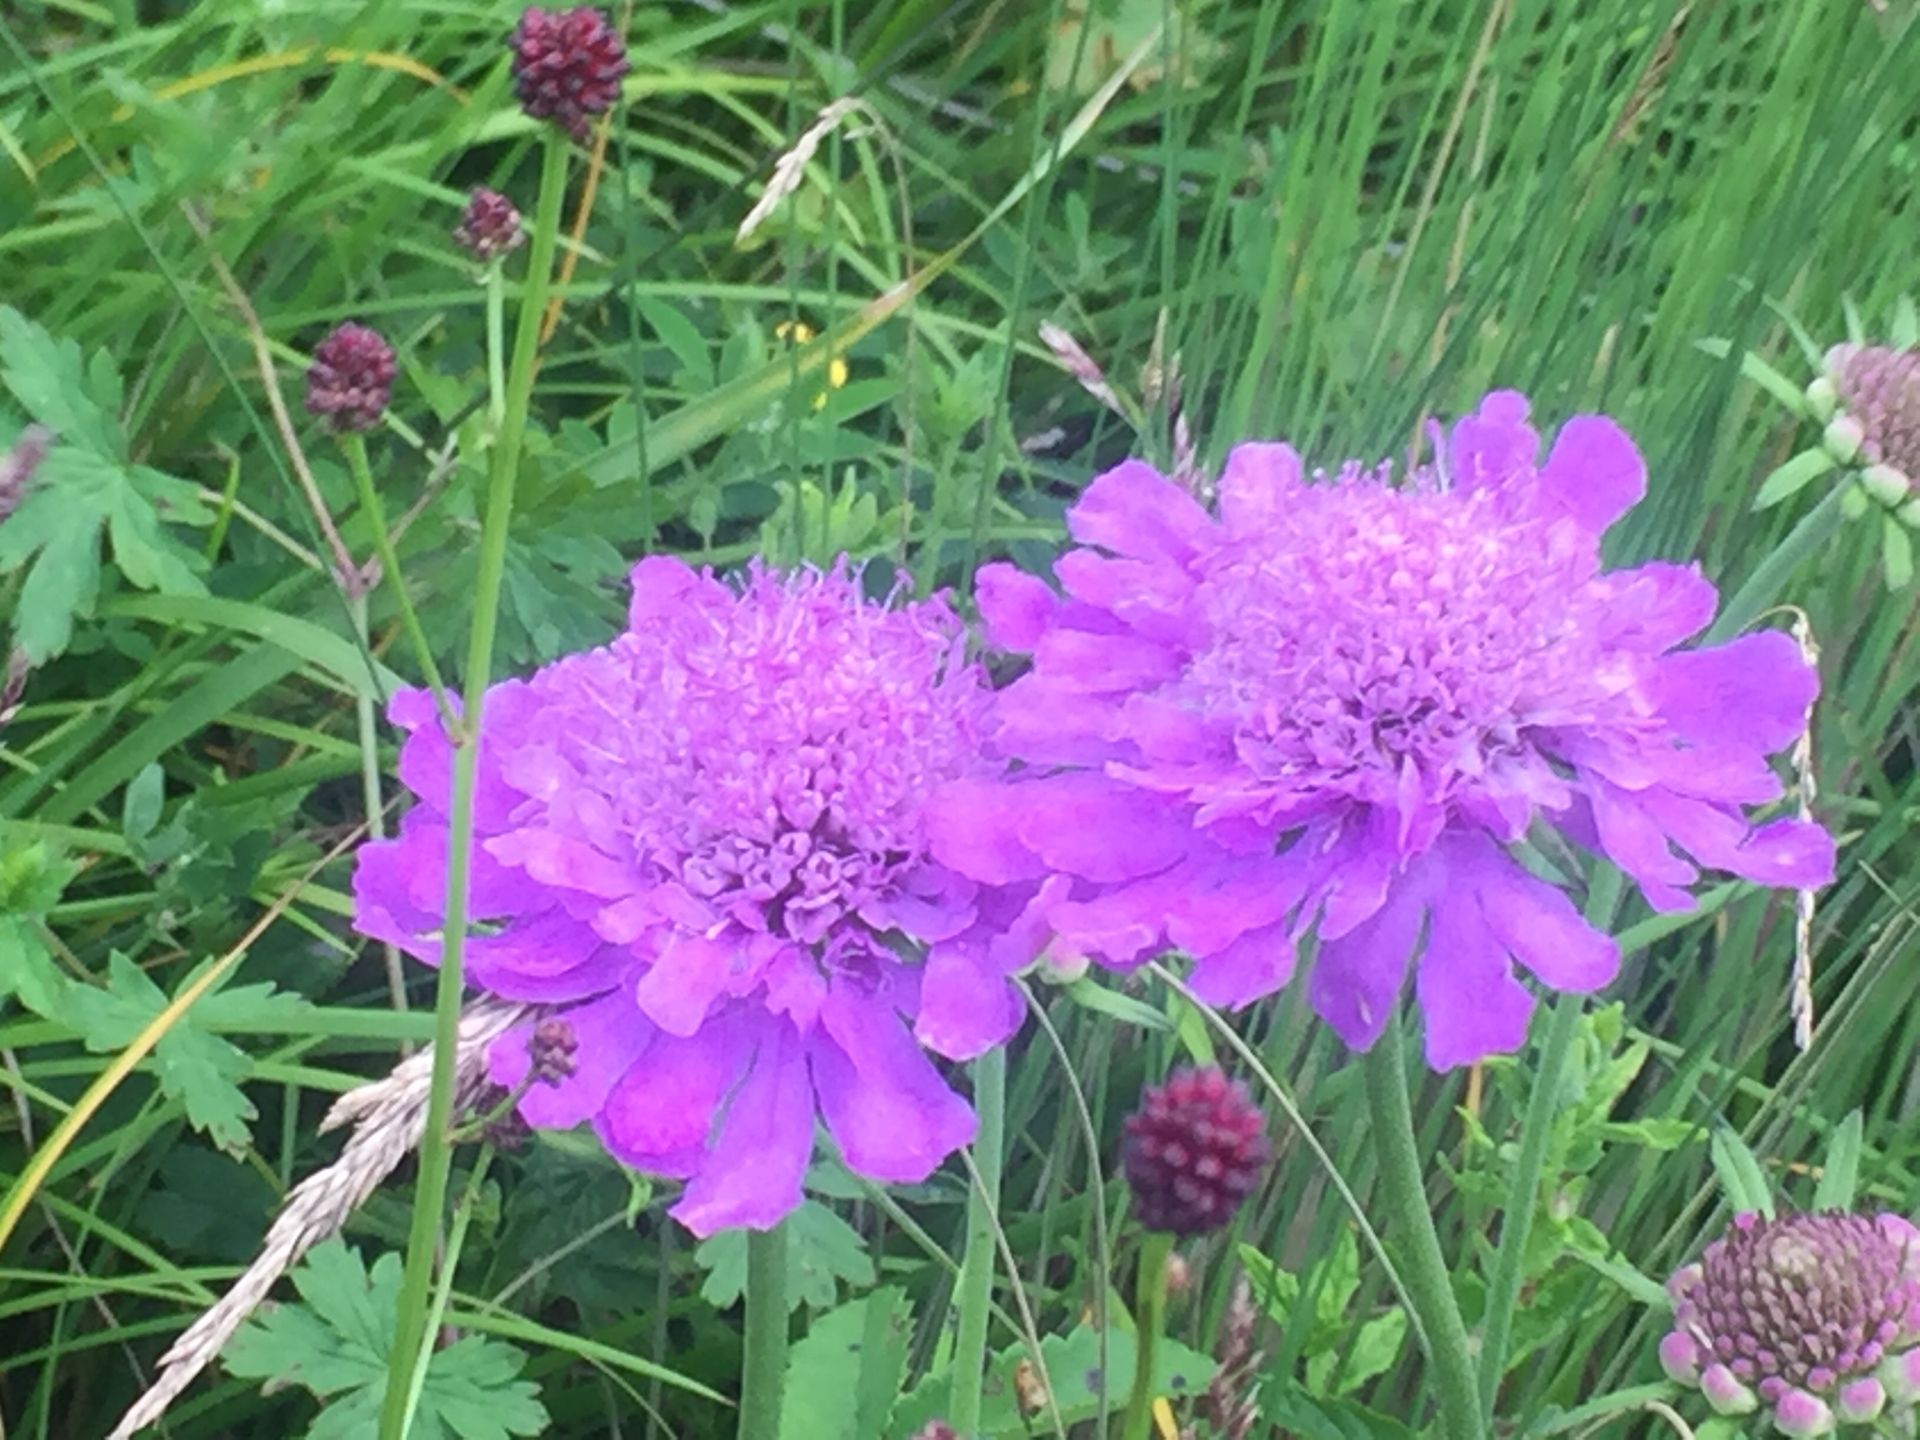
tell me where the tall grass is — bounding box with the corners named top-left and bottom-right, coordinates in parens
top-left (1, 0), bottom-right (1917, 1436)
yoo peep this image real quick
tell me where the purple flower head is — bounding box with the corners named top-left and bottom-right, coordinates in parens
top-left (1661, 1210), bottom-right (1920, 1432)
top-left (304, 323), bottom-right (394, 434)
top-left (509, 6), bottom-right (630, 141)
top-left (1828, 343), bottom-right (1920, 491)
top-left (1122, 1066), bottom-right (1269, 1235)
top-left (353, 559), bottom-right (1045, 1235)
top-left (928, 392), bottom-right (1835, 1068)
top-left (454, 187), bottom-right (526, 263)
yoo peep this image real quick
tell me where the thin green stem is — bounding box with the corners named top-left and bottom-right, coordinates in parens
top-left (1474, 991), bottom-right (1580, 1419)
top-left (485, 261), bottom-right (507, 435)
top-left (1476, 866), bottom-right (1622, 1421)
top-left (347, 587), bottom-right (406, 1016)
top-left (949, 1045), bottom-right (1007, 1436)
top-left (738, 1223), bottom-right (789, 1440)
top-left (1120, 1231), bottom-right (1173, 1440)
top-left (402, 1147), bottom-right (495, 1425)
top-left (1706, 480), bottom-right (1851, 642)
top-left (341, 433), bottom-right (455, 733)
top-left (378, 130), bottom-right (571, 1440)
top-left (1363, 1015), bottom-right (1485, 1440)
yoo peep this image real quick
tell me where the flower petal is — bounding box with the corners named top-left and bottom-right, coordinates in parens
top-left (1596, 562), bottom-right (1718, 652)
top-left (975, 562), bottom-right (1058, 653)
top-left (1217, 442), bottom-right (1304, 534)
top-left (915, 942), bottom-right (1024, 1061)
top-left (597, 1015), bottom-right (755, 1174)
top-left (924, 778), bottom-right (1048, 885)
top-left (633, 931), bottom-right (738, 1036)
top-left (1448, 390), bottom-right (1538, 493)
top-left (815, 988), bottom-right (976, 1183)
top-left (1188, 922), bottom-right (1297, 1009)
top-left (1651, 632), bottom-right (1816, 753)
top-left (1583, 780), bottom-right (1699, 912)
top-left (1309, 876), bottom-right (1426, 1053)
top-left (1461, 840), bottom-right (1619, 993)
top-left (1014, 772), bottom-right (1194, 883)
top-left (1539, 414), bottom-right (1646, 535)
top-left (671, 1021), bottom-right (814, 1235)
top-left (491, 989), bottom-right (649, 1129)
top-left (1415, 887), bottom-right (1534, 1069)
top-left (627, 553), bottom-right (707, 630)
top-left (1636, 790), bottom-right (1836, 890)
top-left (1066, 459), bottom-right (1213, 563)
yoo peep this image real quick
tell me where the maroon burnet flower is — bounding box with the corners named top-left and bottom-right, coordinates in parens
top-left (508, 7), bottom-right (631, 141)
top-left (527, 1016), bottom-right (578, 1086)
top-left (453, 187), bottom-right (526, 263)
top-left (304, 323), bottom-right (395, 434)
top-left (1660, 1210), bottom-right (1920, 1435)
top-left (1122, 1066), bottom-right (1270, 1236)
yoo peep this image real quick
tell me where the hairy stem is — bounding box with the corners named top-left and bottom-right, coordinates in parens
top-left (949, 1045), bottom-right (1007, 1434)
top-left (1120, 1231), bottom-right (1173, 1440)
top-left (738, 1223), bottom-right (790, 1440)
top-left (378, 130), bottom-right (571, 1440)
top-left (1363, 1015), bottom-right (1485, 1440)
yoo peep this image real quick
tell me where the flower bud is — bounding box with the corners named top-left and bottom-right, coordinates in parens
top-left (1122, 1067), bottom-right (1270, 1236)
top-left (304, 323), bottom-right (395, 434)
top-left (454, 187), bottom-right (526, 263)
top-left (509, 7), bottom-right (630, 140)
top-left (1825, 415), bottom-right (1866, 466)
top-left (1861, 463), bottom-right (1911, 508)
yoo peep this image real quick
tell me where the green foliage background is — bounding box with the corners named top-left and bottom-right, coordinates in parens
top-left (1, 0), bottom-right (1917, 1436)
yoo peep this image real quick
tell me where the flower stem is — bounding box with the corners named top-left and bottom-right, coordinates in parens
top-left (347, 585), bottom-right (406, 1016)
top-left (1362, 1015), bottom-right (1485, 1440)
top-left (377, 130), bottom-right (571, 1440)
top-left (1473, 991), bottom-right (1581, 1420)
top-left (341, 432), bottom-right (455, 732)
top-left (485, 259), bottom-right (507, 436)
top-left (1706, 480), bottom-right (1850, 642)
top-left (949, 1045), bottom-right (1007, 1436)
top-left (738, 1223), bottom-right (790, 1440)
top-left (1120, 1231), bottom-right (1173, 1440)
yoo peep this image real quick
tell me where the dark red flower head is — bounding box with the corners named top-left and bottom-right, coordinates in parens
top-left (1123, 1066), bottom-right (1270, 1236)
top-left (304, 323), bottom-right (395, 434)
top-left (454, 187), bottom-right (526, 262)
top-left (509, 7), bottom-right (630, 140)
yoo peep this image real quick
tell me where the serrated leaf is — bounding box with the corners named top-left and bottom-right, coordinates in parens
top-left (695, 1200), bottom-right (874, 1311)
top-left (56, 952), bottom-right (307, 1153)
top-left (1753, 448), bottom-right (1836, 510)
top-left (224, 1243), bottom-right (548, 1440)
top-left (779, 1288), bottom-right (911, 1440)
top-left (0, 309), bottom-right (206, 661)
top-left (1708, 1121), bottom-right (1775, 1218)
top-left (1814, 1110), bottom-right (1865, 1211)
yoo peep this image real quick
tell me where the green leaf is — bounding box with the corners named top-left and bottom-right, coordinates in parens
top-left (1262, 1390), bottom-right (1418, 1440)
top-left (1752, 448), bottom-right (1836, 510)
top-left (122, 762), bottom-right (164, 844)
top-left (779, 1288), bottom-right (911, 1440)
top-left (1238, 1244), bottom-right (1302, 1318)
top-left (56, 951), bottom-right (308, 1154)
top-left (695, 1200), bottom-right (875, 1311)
top-left (1064, 975), bottom-right (1173, 1032)
top-left (224, 1243), bottom-right (548, 1440)
top-left (1884, 514), bottom-right (1913, 590)
top-left (893, 1324), bottom-right (1214, 1439)
top-left (0, 837), bottom-right (74, 1019)
top-left (0, 307), bottom-right (207, 662)
top-left (1813, 1110), bottom-right (1865, 1211)
top-left (1708, 1121), bottom-right (1775, 1219)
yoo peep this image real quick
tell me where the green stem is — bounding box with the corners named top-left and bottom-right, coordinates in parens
top-left (342, 432), bottom-right (455, 733)
top-left (347, 587), bottom-right (406, 1016)
top-left (1706, 480), bottom-right (1850, 642)
top-left (377, 131), bottom-right (571, 1440)
top-left (949, 1045), bottom-right (1007, 1437)
top-left (485, 261), bottom-right (507, 435)
top-left (1363, 1015), bottom-right (1485, 1440)
top-left (402, 1147), bottom-right (495, 1425)
top-left (1473, 991), bottom-right (1580, 1420)
top-left (738, 1223), bottom-right (790, 1440)
top-left (1120, 1231), bottom-right (1173, 1440)
top-left (1476, 866), bottom-right (1621, 1421)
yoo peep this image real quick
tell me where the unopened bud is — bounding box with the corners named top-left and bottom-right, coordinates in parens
top-left (1824, 415), bottom-right (1865, 465)
top-left (1804, 374), bottom-right (1838, 421)
top-left (1860, 463), bottom-right (1911, 508)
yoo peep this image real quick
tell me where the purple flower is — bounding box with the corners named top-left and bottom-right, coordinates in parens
top-left (1122, 1066), bottom-right (1269, 1235)
top-left (1827, 343), bottom-right (1920, 492)
top-left (353, 559), bottom-right (1045, 1235)
top-left (1661, 1210), bottom-right (1920, 1433)
top-left (928, 392), bottom-right (1835, 1068)
top-left (304, 323), bottom-right (394, 434)
top-left (453, 187), bottom-right (525, 263)
top-left (508, 6), bottom-right (630, 141)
